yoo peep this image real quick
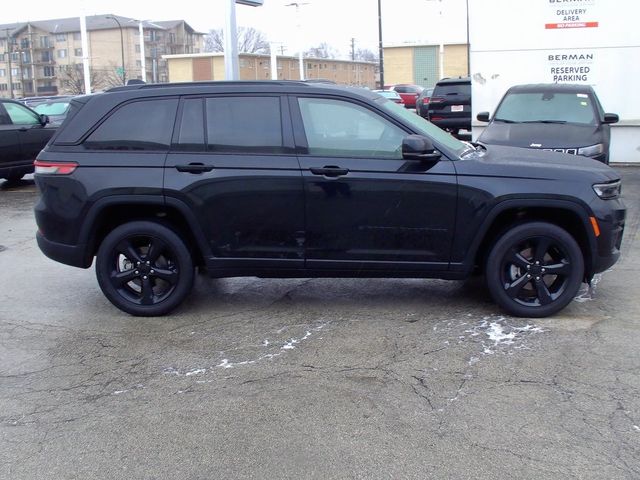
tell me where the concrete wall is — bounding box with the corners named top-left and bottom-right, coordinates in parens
top-left (443, 44), bottom-right (468, 78)
top-left (384, 47), bottom-right (414, 86)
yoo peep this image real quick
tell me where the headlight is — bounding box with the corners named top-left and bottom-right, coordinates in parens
top-left (578, 143), bottom-right (605, 157)
top-left (593, 180), bottom-right (621, 199)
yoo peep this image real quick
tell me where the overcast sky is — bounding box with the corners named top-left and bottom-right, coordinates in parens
top-left (2, 0), bottom-right (469, 58)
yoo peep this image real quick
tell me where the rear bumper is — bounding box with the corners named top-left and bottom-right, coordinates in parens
top-left (428, 116), bottom-right (471, 131)
top-left (36, 231), bottom-right (91, 269)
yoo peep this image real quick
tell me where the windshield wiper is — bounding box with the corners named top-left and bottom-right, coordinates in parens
top-left (493, 118), bottom-right (519, 123)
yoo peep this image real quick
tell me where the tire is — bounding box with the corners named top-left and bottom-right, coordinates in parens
top-left (485, 222), bottom-right (584, 318)
top-left (95, 221), bottom-right (194, 316)
top-left (5, 172), bottom-right (24, 184)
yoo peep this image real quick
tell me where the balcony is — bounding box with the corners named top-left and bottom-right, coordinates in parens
top-left (37, 85), bottom-right (58, 95)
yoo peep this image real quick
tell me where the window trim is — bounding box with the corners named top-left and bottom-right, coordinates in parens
top-left (170, 94), bottom-right (296, 156)
top-left (288, 94), bottom-right (413, 160)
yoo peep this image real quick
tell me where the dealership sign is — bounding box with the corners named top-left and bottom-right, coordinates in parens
top-left (546, 0), bottom-right (598, 29)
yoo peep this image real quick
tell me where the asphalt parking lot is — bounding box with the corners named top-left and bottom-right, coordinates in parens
top-left (1, 168), bottom-right (639, 480)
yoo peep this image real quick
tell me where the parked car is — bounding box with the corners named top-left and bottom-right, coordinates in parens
top-left (0, 99), bottom-right (54, 182)
top-left (34, 97), bottom-right (73, 127)
top-left (18, 95), bottom-right (72, 109)
top-left (373, 89), bottom-right (405, 105)
top-left (476, 83), bottom-right (618, 164)
top-left (385, 84), bottom-right (423, 109)
top-left (426, 77), bottom-right (471, 135)
top-left (34, 81), bottom-right (625, 318)
top-left (415, 87), bottom-right (434, 118)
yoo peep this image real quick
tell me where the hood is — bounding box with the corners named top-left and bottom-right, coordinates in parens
top-left (478, 122), bottom-right (603, 149)
top-left (458, 144), bottom-right (619, 182)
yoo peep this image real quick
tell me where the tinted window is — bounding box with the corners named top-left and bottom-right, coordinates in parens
top-left (298, 97), bottom-right (405, 159)
top-left (205, 96), bottom-right (283, 153)
top-left (494, 92), bottom-right (597, 125)
top-left (394, 86), bottom-right (408, 94)
top-left (433, 83), bottom-right (470, 96)
top-left (84, 99), bottom-right (178, 151)
top-left (176, 98), bottom-right (204, 151)
top-left (4, 102), bottom-right (40, 125)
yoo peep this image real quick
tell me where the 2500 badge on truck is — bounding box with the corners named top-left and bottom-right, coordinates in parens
top-left (34, 81), bottom-right (625, 317)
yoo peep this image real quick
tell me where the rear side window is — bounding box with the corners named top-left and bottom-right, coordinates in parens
top-left (205, 96), bottom-right (283, 153)
top-left (175, 98), bottom-right (205, 151)
top-left (84, 98), bottom-right (178, 151)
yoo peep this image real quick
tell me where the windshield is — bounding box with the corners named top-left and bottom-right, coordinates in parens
top-left (35, 102), bottom-right (70, 116)
top-left (377, 96), bottom-right (469, 156)
top-left (494, 91), bottom-right (597, 125)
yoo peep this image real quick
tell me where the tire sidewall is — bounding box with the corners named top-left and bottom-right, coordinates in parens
top-left (96, 221), bottom-right (194, 316)
top-left (486, 222), bottom-right (585, 318)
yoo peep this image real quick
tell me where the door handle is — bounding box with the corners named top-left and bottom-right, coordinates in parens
top-left (175, 163), bottom-right (214, 173)
top-left (310, 166), bottom-right (349, 177)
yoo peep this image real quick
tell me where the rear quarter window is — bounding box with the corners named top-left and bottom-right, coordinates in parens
top-left (83, 98), bottom-right (178, 151)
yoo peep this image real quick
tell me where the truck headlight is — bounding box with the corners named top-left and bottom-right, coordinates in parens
top-left (578, 143), bottom-right (604, 157)
top-left (593, 180), bottom-right (621, 199)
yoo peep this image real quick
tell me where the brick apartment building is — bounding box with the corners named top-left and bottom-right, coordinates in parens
top-left (0, 15), bottom-right (204, 98)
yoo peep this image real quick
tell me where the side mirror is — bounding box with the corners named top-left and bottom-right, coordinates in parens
top-left (39, 114), bottom-right (50, 126)
top-left (477, 111), bottom-right (490, 122)
top-left (402, 135), bottom-right (441, 162)
top-left (603, 113), bottom-right (619, 124)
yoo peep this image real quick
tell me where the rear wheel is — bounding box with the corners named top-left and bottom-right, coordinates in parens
top-left (96, 221), bottom-right (194, 316)
top-left (485, 222), bottom-right (584, 318)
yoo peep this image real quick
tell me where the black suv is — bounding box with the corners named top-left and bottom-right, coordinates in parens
top-left (1, 99), bottom-right (54, 182)
top-left (477, 83), bottom-right (618, 164)
top-left (426, 77), bottom-right (471, 135)
top-left (34, 81), bottom-right (625, 318)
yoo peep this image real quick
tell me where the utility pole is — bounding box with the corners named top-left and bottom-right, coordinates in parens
top-left (224, 0), bottom-right (240, 79)
top-left (377, 0), bottom-right (384, 89)
top-left (285, 2), bottom-right (309, 81)
top-left (351, 37), bottom-right (355, 61)
top-left (4, 28), bottom-right (14, 98)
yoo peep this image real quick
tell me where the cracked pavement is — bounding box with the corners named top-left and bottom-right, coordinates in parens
top-left (1, 168), bottom-right (639, 479)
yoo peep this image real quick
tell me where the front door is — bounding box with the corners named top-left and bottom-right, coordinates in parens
top-left (292, 96), bottom-right (457, 272)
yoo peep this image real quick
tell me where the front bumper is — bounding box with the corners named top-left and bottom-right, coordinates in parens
top-left (591, 202), bottom-right (626, 274)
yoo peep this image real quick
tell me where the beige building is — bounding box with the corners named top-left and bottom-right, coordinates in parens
top-left (163, 53), bottom-right (377, 88)
top-left (0, 15), bottom-right (204, 98)
top-left (384, 44), bottom-right (469, 88)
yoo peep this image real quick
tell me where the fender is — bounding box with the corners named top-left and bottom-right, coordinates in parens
top-left (450, 197), bottom-right (598, 275)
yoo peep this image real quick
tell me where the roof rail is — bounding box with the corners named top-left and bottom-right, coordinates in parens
top-left (106, 80), bottom-right (312, 92)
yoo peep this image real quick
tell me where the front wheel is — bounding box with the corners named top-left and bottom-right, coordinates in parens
top-left (485, 222), bottom-right (584, 318)
top-left (96, 221), bottom-right (194, 316)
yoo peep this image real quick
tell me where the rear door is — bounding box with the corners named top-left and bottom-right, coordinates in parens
top-left (164, 95), bottom-right (305, 271)
top-left (0, 102), bottom-right (21, 173)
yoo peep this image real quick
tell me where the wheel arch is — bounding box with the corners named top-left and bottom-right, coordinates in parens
top-left (466, 199), bottom-right (597, 279)
top-left (78, 195), bottom-right (211, 268)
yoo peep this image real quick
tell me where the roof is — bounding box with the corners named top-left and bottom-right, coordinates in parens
top-left (437, 76), bottom-right (471, 84)
top-left (0, 15), bottom-right (202, 38)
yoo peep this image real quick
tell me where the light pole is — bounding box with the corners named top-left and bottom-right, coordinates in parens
top-left (285, 2), bottom-right (309, 81)
top-left (377, 0), bottom-right (384, 89)
top-left (465, 0), bottom-right (470, 76)
top-left (106, 15), bottom-right (126, 85)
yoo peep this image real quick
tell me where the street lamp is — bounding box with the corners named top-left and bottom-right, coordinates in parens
top-left (377, 0), bottom-right (384, 89)
top-left (106, 15), bottom-right (126, 85)
top-left (284, 2), bottom-right (309, 81)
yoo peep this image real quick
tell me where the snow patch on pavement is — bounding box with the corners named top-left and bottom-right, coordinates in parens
top-left (574, 272), bottom-right (604, 302)
top-left (465, 316), bottom-right (545, 357)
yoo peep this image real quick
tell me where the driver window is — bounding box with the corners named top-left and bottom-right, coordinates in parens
top-left (298, 97), bottom-right (405, 158)
top-left (4, 102), bottom-right (41, 125)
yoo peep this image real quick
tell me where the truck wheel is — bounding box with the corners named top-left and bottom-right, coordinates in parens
top-left (96, 221), bottom-right (194, 316)
top-left (485, 222), bottom-right (584, 318)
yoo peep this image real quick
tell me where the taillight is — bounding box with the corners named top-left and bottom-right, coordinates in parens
top-left (429, 97), bottom-right (445, 104)
top-left (422, 97), bottom-right (431, 105)
top-left (430, 116), bottom-right (444, 121)
top-left (34, 160), bottom-right (78, 175)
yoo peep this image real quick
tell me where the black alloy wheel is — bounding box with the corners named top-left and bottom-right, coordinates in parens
top-left (96, 221), bottom-right (194, 316)
top-left (486, 222), bottom-right (584, 318)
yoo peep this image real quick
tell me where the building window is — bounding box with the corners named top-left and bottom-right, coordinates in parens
top-left (40, 36), bottom-right (50, 48)
top-left (13, 82), bottom-right (22, 90)
top-left (136, 60), bottom-right (142, 67)
top-left (73, 32), bottom-right (81, 41)
top-left (135, 44), bottom-right (140, 53)
top-left (10, 52), bottom-right (19, 62)
top-left (41, 51), bottom-right (52, 63)
top-left (11, 68), bottom-right (20, 77)
top-left (169, 33), bottom-right (176, 43)
top-left (0, 84), bottom-right (7, 91)
top-left (43, 66), bottom-right (55, 77)
top-left (75, 48), bottom-right (82, 56)
top-left (22, 52), bottom-right (30, 63)
top-left (56, 33), bottom-right (66, 42)
top-left (20, 38), bottom-right (30, 49)
top-left (0, 69), bottom-right (5, 77)
top-left (57, 49), bottom-right (67, 59)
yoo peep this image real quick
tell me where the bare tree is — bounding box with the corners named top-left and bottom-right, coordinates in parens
top-left (58, 65), bottom-right (108, 94)
top-left (304, 42), bottom-right (338, 59)
top-left (354, 48), bottom-right (378, 63)
top-left (204, 27), bottom-right (270, 54)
